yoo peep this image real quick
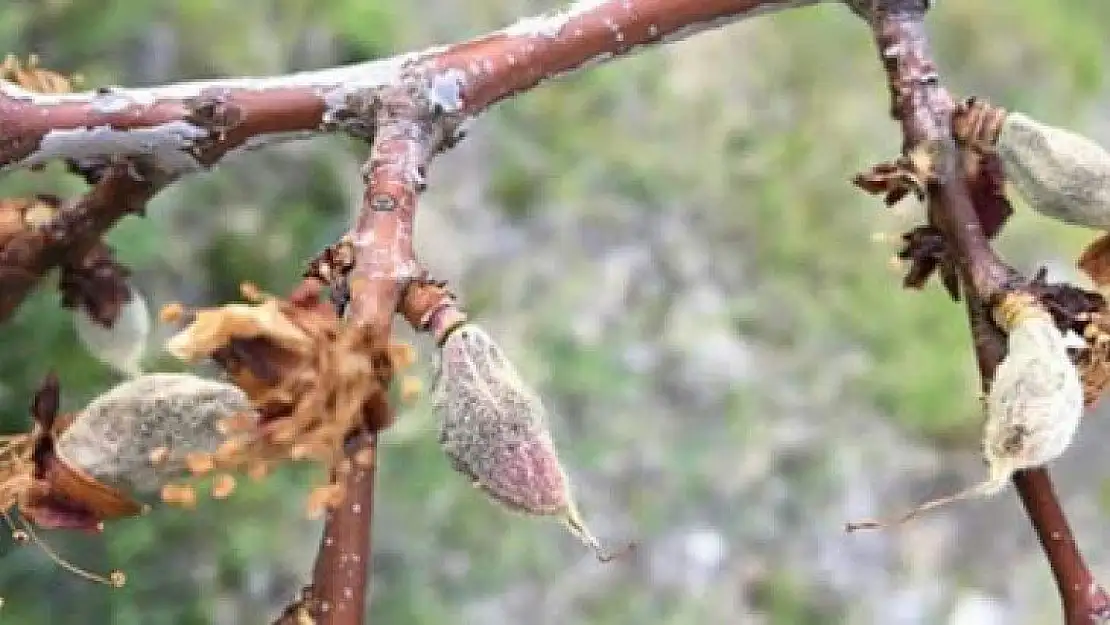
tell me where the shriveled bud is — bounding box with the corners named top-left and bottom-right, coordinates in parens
top-left (56, 373), bottom-right (258, 498)
top-left (847, 293), bottom-right (1083, 530)
top-left (433, 323), bottom-right (629, 561)
top-left (73, 287), bottom-right (151, 378)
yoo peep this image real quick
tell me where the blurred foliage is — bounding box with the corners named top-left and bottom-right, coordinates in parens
top-left (0, 0), bottom-right (1107, 624)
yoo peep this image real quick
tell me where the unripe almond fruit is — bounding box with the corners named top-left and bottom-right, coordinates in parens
top-left (432, 323), bottom-right (630, 561)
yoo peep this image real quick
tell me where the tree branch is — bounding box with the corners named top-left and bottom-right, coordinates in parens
top-left (855, 1), bottom-right (1110, 621)
top-left (0, 0), bottom-right (817, 176)
top-left (0, 0), bottom-right (822, 329)
top-left (0, 163), bottom-right (155, 322)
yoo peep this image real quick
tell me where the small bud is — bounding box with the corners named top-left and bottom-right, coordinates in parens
top-left (22, 198), bottom-right (57, 227)
top-left (247, 461), bottom-right (269, 482)
top-left (73, 287), bottom-right (151, 378)
top-left (353, 448), bottom-right (374, 468)
top-left (847, 293), bottom-right (1083, 530)
top-left (239, 282), bottom-right (265, 303)
top-left (433, 323), bottom-right (631, 562)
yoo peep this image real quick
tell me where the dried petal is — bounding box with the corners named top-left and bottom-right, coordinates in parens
top-left (165, 299), bottom-right (312, 362)
top-left (163, 284), bottom-right (402, 510)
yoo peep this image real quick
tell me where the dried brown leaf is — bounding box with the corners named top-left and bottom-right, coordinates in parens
top-left (853, 159), bottom-right (926, 206)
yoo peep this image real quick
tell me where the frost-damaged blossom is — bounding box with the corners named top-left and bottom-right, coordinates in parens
top-left (162, 281), bottom-right (417, 517)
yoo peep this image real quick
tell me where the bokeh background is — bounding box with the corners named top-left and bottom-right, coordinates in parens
top-left (1, 1), bottom-right (1109, 623)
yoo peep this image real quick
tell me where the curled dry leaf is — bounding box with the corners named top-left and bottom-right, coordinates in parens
top-left (162, 282), bottom-right (415, 515)
top-left (1024, 271), bottom-right (1110, 407)
top-left (433, 322), bottom-right (631, 562)
top-left (852, 158), bottom-right (927, 207)
top-left (952, 96), bottom-right (1015, 239)
top-left (959, 96), bottom-right (1110, 229)
top-left (847, 292), bottom-right (1083, 531)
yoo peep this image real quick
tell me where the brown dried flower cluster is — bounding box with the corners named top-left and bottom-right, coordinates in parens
top-left (161, 281), bottom-right (417, 517)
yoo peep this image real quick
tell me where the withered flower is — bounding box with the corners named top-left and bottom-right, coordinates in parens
top-left (162, 282), bottom-right (414, 514)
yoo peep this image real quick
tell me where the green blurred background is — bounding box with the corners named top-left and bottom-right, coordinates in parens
top-left (1, 1), bottom-right (1109, 623)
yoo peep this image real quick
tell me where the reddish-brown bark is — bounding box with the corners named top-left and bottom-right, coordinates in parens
top-left (305, 430), bottom-right (380, 625)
